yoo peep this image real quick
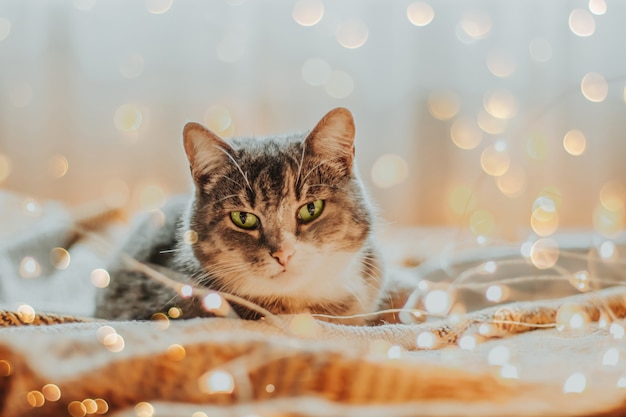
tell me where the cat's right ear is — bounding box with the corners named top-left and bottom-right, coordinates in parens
top-left (183, 122), bottom-right (234, 181)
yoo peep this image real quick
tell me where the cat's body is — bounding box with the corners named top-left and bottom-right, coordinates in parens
top-left (95, 108), bottom-right (387, 325)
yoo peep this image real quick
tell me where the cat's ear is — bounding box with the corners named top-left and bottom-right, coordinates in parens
top-left (304, 107), bottom-right (356, 171)
top-left (183, 122), bottom-right (234, 181)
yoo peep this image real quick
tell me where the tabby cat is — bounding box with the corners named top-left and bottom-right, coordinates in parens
top-left (95, 108), bottom-right (387, 325)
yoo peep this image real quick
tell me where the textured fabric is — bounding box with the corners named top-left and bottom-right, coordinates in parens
top-left (3, 190), bottom-right (626, 416)
top-left (2, 287), bottom-right (626, 416)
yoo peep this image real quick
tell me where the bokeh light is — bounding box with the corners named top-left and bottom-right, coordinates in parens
top-left (183, 230), bottom-right (198, 245)
top-left (135, 401), bottom-right (154, 417)
top-left (611, 323), bottom-right (625, 339)
top-left (82, 399), bottom-right (97, 414)
top-left (476, 109), bottom-right (507, 134)
top-left (19, 256), bottom-right (41, 279)
top-left (168, 307), bottom-right (182, 318)
top-left (423, 289), bottom-right (451, 315)
top-left (48, 154), bottom-right (69, 178)
top-left (563, 129), bottom-right (587, 156)
top-left (531, 205), bottom-right (559, 237)
top-left (448, 185), bottom-right (477, 215)
top-left (23, 197), bottom-right (42, 216)
top-left (49, 247), bottom-right (71, 270)
top-left (301, 58), bottom-right (331, 86)
top-left (569, 270), bottom-right (590, 292)
top-left (180, 284), bottom-right (193, 298)
top-left (458, 334), bottom-right (476, 350)
top-left (200, 370), bottom-right (235, 394)
top-left (556, 302), bottom-right (589, 330)
top-left (486, 48), bottom-right (516, 78)
top-left (0, 360), bottom-right (13, 377)
top-left (42, 384), bottom-right (61, 402)
top-left (600, 240), bottom-right (617, 260)
top-left (480, 141), bottom-right (510, 176)
top-left (103, 332), bottom-right (125, 353)
top-left (569, 9), bottom-right (595, 37)
top-left (146, 0), bottom-right (173, 14)
top-left (600, 180), bottom-right (625, 212)
top-left (458, 10), bottom-right (492, 41)
top-left (488, 345), bottom-right (511, 366)
top-left (483, 89), bottom-right (517, 119)
top-left (90, 268), bottom-right (111, 288)
top-left (114, 104), bottom-right (143, 132)
top-left (450, 117), bottom-right (483, 149)
top-left (0, 17), bottom-right (11, 42)
top-left (166, 344), bottom-right (187, 361)
top-left (563, 372), bottom-right (587, 393)
top-left (67, 400), bottom-right (87, 417)
top-left (581, 72), bottom-right (608, 103)
top-left (529, 238), bottom-right (560, 269)
top-left (336, 18), bottom-right (368, 49)
top-left (427, 90), bottom-right (460, 120)
top-left (202, 293), bottom-right (223, 310)
top-left (293, 0), bottom-right (324, 27)
top-left (324, 70), bottom-right (354, 99)
top-left (407, 2), bottom-right (434, 27)
top-left (371, 154), bottom-right (409, 188)
top-left (602, 347), bottom-right (619, 366)
top-left (17, 304), bottom-right (36, 323)
top-left (416, 331), bottom-right (438, 349)
top-left (204, 104), bottom-right (235, 137)
top-left (485, 285), bottom-right (508, 303)
top-left (589, 0), bottom-right (607, 15)
top-left (496, 164), bottom-right (527, 198)
top-left (27, 390), bottom-right (45, 408)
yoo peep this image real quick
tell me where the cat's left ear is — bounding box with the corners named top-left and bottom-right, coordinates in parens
top-left (304, 107), bottom-right (356, 173)
top-left (183, 122), bottom-right (234, 181)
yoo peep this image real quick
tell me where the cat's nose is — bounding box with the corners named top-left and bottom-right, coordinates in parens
top-left (271, 247), bottom-right (295, 267)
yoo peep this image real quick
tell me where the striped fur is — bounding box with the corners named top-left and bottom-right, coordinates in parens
top-left (96, 108), bottom-right (385, 325)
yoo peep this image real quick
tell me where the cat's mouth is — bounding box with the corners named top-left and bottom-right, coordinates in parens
top-left (269, 268), bottom-right (290, 279)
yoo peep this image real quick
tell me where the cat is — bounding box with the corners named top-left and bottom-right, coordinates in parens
top-left (95, 108), bottom-right (389, 325)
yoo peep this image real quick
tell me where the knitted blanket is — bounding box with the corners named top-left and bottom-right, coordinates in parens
top-left (2, 191), bottom-right (626, 417)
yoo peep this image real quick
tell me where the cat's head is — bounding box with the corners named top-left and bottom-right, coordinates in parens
top-left (181, 108), bottom-right (379, 309)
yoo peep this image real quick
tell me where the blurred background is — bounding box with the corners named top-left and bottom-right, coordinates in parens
top-left (1, 0), bottom-right (625, 242)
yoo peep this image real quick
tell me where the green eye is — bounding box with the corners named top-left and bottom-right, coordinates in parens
top-left (298, 200), bottom-right (324, 223)
top-left (230, 211), bottom-right (259, 229)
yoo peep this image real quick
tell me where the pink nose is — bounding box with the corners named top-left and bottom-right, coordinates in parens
top-left (271, 247), bottom-right (295, 267)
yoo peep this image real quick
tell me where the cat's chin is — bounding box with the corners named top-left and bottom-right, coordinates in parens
top-left (235, 249), bottom-right (366, 303)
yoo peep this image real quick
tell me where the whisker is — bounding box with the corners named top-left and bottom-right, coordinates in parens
top-left (295, 140), bottom-right (307, 189)
top-left (159, 249), bottom-right (179, 254)
top-left (214, 194), bottom-right (241, 204)
top-left (215, 174), bottom-right (245, 189)
top-left (213, 145), bottom-right (252, 192)
top-left (300, 156), bottom-right (343, 186)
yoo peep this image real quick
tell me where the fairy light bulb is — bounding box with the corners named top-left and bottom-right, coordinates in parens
top-left (581, 72), bottom-right (607, 102)
top-left (200, 370), bottom-right (235, 394)
top-left (424, 289), bottom-right (451, 315)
